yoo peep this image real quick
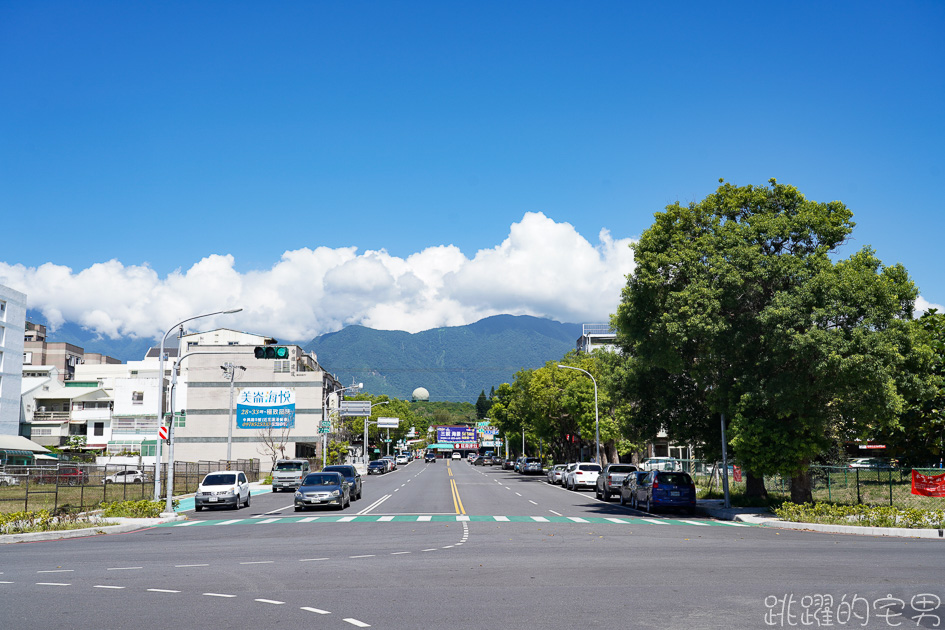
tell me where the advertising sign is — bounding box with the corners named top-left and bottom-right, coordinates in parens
top-left (237, 388), bottom-right (295, 429)
top-left (912, 470), bottom-right (945, 497)
top-left (437, 426), bottom-right (477, 443)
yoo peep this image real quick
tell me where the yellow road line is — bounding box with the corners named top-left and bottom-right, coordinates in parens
top-left (448, 468), bottom-right (453, 477)
top-left (450, 478), bottom-right (466, 515)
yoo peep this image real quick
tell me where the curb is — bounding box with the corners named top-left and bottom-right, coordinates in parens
top-left (0, 515), bottom-right (186, 544)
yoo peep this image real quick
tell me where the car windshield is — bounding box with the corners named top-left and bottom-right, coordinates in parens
top-left (202, 473), bottom-right (237, 486)
top-left (579, 465), bottom-right (602, 472)
top-left (303, 474), bottom-right (340, 486)
top-left (323, 466), bottom-right (354, 476)
top-left (370, 461), bottom-right (385, 466)
top-left (609, 465), bottom-right (636, 473)
top-left (275, 462), bottom-right (305, 471)
top-left (659, 473), bottom-right (692, 485)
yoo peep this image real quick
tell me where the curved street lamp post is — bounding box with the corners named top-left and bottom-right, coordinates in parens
top-left (557, 364), bottom-right (600, 465)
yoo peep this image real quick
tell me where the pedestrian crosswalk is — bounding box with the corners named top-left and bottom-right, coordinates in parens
top-left (159, 514), bottom-right (753, 527)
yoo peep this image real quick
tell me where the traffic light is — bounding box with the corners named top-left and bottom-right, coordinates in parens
top-left (254, 345), bottom-right (289, 359)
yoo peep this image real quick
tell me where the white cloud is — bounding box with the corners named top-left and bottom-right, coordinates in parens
top-left (0, 214), bottom-right (637, 342)
top-left (915, 295), bottom-right (945, 316)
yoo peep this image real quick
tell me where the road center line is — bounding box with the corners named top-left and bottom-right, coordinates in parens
top-left (299, 558), bottom-right (329, 562)
top-left (255, 599), bottom-right (285, 605)
top-left (528, 500), bottom-right (538, 505)
top-left (36, 582), bottom-right (70, 586)
top-left (175, 564), bottom-right (209, 568)
top-left (390, 551), bottom-right (411, 555)
top-left (240, 561), bottom-right (274, 565)
top-left (107, 567), bottom-right (142, 571)
top-left (350, 554), bottom-right (375, 559)
top-left (148, 588), bottom-right (180, 593)
top-left (94, 585), bottom-right (125, 589)
top-left (204, 593), bottom-right (237, 598)
top-left (301, 607), bottom-right (331, 615)
top-left (38, 570), bottom-right (74, 573)
top-left (344, 618), bottom-right (371, 627)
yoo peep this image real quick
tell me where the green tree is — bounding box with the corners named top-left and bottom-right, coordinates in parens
top-left (614, 179), bottom-right (921, 502)
top-left (475, 390), bottom-right (491, 419)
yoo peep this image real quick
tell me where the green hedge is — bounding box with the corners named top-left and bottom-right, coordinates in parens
top-left (775, 502), bottom-right (945, 529)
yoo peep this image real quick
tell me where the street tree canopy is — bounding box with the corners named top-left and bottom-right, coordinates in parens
top-left (614, 179), bottom-right (921, 502)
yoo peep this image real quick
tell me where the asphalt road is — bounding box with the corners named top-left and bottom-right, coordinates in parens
top-left (2, 458), bottom-right (944, 629)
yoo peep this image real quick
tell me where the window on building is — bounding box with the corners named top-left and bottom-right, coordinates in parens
top-left (274, 360), bottom-right (291, 373)
top-left (130, 370), bottom-right (138, 376)
top-left (93, 422), bottom-right (104, 436)
top-left (173, 413), bottom-right (186, 428)
top-left (132, 391), bottom-right (144, 405)
top-left (23, 351), bottom-right (32, 364)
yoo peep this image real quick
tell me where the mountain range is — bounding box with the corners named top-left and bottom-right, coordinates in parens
top-left (28, 312), bottom-right (584, 402)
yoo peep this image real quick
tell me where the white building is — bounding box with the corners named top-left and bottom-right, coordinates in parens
top-left (0, 284), bottom-right (27, 436)
top-left (576, 323), bottom-right (617, 354)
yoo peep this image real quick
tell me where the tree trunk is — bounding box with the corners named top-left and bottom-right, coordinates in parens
top-left (744, 472), bottom-right (768, 499)
top-left (790, 467), bottom-right (813, 504)
top-left (605, 441), bottom-right (619, 465)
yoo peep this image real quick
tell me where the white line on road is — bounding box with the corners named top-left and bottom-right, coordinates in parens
top-left (256, 518), bottom-right (282, 524)
top-left (528, 500), bottom-right (538, 505)
top-left (217, 519), bottom-right (244, 525)
top-left (301, 607), bottom-right (331, 615)
top-left (174, 521), bottom-right (198, 526)
top-left (37, 570), bottom-right (74, 573)
top-left (718, 522), bottom-right (749, 527)
top-left (107, 567), bottom-right (142, 571)
top-left (148, 589), bottom-right (180, 593)
top-left (604, 517), bottom-right (628, 524)
top-left (344, 618), bottom-right (371, 627)
top-left (493, 516), bottom-right (509, 521)
top-left (204, 593), bottom-right (237, 598)
top-left (349, 555), bottom-right (375, 559)
top-left (641, 518), bottom-right (669, 525)
top-left (357, 494), bottom-right (391, 515)
top-left (0, 581), bottom-right (13, 584)
top-left (94, 585), bottom-right (125, 589)
top-left (377, 516), bottom-right (395, 522)
top-left (390, 551), bottom-right (411, 555)
top-left (567, 517), bottom-right (589, 523)
top-left (456, 515), bottom-right (470, 521)
top-left (298, 558), bottom-right (329, 562)
top-left (680, 520), bottom-right (710, 526)
top-left (442, 545), bottom-right (454, 549)
top-left (417, 515), bottom-right (432, 522)
top-left (175, 564), bottom-right (208, 568)
top-left (337, 516), bottom-right (357, 522)
top-left (240, 561), bottom-right (274, 565)
top-left (549, 510), bottom-right (563, 516)
top-left (36, 582), bottom-right (70, 586)
top-left (421, 548), bottom-right (437, 552)
top-left (531, 516), bottom-right (549, 522)
top-left (255, 599), bottom-right (285, 605)
top-left (515, 492), bottom-right (522, 496)
top-left (298, 517), bottom-right (320, 523)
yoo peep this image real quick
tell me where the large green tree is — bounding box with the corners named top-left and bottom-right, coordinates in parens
top-left (614, 179), bottom-right (921, 502)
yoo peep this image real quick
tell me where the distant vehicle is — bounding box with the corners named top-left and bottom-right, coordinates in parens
top-left (103, 469), bottom-right (147, 484)
top-left (595, 464), bottom-right (638, 501)
top-left (35, 465), bottom-right (88, 486)
top-left (848, 458), bottom-right (895, 470)
top-left (294, 472), bottom-right (350, 511)
top-left (194, 471), bottom-right (250, 511)
top-left (514, 456), bottom-right (526, 472)
top-left (395, 454), bottom-right (409, 466)
top-left (0, 472), bottom-right (19, 486)
top-left (368, 460), bottom-right (388, 475)
top-left (546, 464), bottom-right (567, 484)
top-left (631, 470), bottom-right (696, 514)
top-left (520, 457), bottom-right (542, 475)
top-left (424, 452), bottom-right (437, 463)
top-left (451, 452), bottom-right (461, 460)
top-left (472, 456), bottom-right (486, 466)
top-left (502, 458), bottom-right (516, 470)
top-left (271, 459), bottom-right (311, 492)
top-left (619, 471), bottom-right (650, 507)
top-left (381, 455), bottom-right (397, 470)
top-left (639, 457), bottom-right (678, 471)
top-left (481, 455), bottom-right (494, 465)
top-left (564, 463), bottom-right (602, 491)
top-left (322, 464), bottom-right (362, 501)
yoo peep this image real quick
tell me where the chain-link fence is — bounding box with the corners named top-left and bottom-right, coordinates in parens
top-left (0, 459), bottom-right (260, 514)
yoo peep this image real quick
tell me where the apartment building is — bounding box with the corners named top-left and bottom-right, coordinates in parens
top-left (23, 322), bottom-right (121, 382)
top-left (0, 284), bottom-right (27, 436)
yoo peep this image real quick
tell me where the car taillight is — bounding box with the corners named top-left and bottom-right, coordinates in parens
top-left (652, 479), bottom-right (659, 490)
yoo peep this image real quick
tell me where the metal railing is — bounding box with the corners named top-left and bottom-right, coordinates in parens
top-left (0, 459), bottom-right (261, 515)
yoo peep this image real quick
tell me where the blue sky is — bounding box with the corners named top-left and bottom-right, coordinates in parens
top-left (1, 1), bottom-right (943, 341)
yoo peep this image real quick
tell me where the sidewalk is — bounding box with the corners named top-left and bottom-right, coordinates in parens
top-left (695, 499), bottom-right (945, 539)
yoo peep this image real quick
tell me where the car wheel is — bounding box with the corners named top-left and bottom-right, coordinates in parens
top-left (133, 478), bottom-right (142, 484)
top-left (245, 493), bottom-right (251, 507)
top-left (195, 504), bottom-right (203, 512)
top-left (602, 490), bottom-right (610, 501)
top-left (619, 493), bottom-right (626, 506)
top-left (646, 497), bottom-right (651, 512)
top-left (595, 486), bottom-right (601, 499)
top-left (631, 495), bottom-right (638, 510)
top-left (294, 505), bottom-right (302, 512)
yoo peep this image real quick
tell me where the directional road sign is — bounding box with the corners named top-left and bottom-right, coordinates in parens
top-left (340, 400), bottom-right (372, 417)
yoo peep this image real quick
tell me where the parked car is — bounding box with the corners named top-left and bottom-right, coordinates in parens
top-left (103, 469), bottom-right (148, 484)
top-left (271, 459), bottom-right (311, 492)
top-left (630, 470), bottom-right (696, 513)
top-left (424, 452), bottom-right (437, 463)
top-left (595, 463), bottom-right (638, 501)
top-left (520, 457), bottom-right (542, 475)
top-left (395, 454), bottom-right (410, 466)
top-left (368, 459), bottom-right (388, 475)
top-left (564, 463), bottom-right (602, 491)
top-left (546, 464), bottom-right (567, 484)
top-left (639, 457), bottom-right (679, 471)
top-left (322, 464), bottom-right (362, 501)
top-left (194, 471), bottom-right (251, 511)
top-left (502, 458), bottom-right (516, 470)
top-left (451, 452), bottom-right (461, 460)
top-left (481, 455), bottom-right (494, 465)
top-left (294, 471), bottom-right (350, 511)
top-left (848, 458), bottom-right (895, 470)
top-left (619, 471), bottom-right (650, 507)
top-left (0, 472), bottom-right (20, 486)
top-left (381, 455), bottom-right (398, 470)
top-left (35, 465), bottom-right (88, 486)
top-left (513, 456), bottom-right (526, 472)
top-left (472, 456), bottom-right (486, 466)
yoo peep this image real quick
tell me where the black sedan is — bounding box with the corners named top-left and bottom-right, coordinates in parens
top-left (368, 460), bottom-right (389, 474)
top-left (293, 472), bottom-right (350, 511)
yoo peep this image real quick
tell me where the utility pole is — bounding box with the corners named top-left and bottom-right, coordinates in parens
top-left (222, 362), bottom-right (246, 462)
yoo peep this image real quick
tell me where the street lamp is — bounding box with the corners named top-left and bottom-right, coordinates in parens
top-left (364, 400), bottom-right (389, 464)
top-left (557, 364), bottom-right (600, 465)
top-left (154, 308), bottom-right (241, 500)
top-left (322, 382), bottom-right (362, 466)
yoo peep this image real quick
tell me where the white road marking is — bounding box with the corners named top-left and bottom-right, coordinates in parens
top-left (299, 558), bottom-right (329, 562)
top-left (567, 517), bottom-right (589, 523)
top-left (349, 555), bottom-right (375, 559)
top-left (107, 567), bottom-right (142, 571)
top-left (36, 582), bottom-right (70, 586)
top-left (174, 521), bottom-right (198, 526)
top-left (394, 488), bottom-right (399, 492)
top-left (528, 500), bottom-right (538, 505)
top-left (256, 518), bottom-right (282, 524)
top-left (148, 588), bottom-right (180, 593)
top-left (94, 585), bottom-right (125, 590)
top-left (417, 515), bottom-right (432, 522)
top-left (604, 517), bottom-right (629, 524)
top-left (0, 581), bottom-right (14, 584)
top-left (337, 516), bottom-right (357, 522)
top-left (515, 492), bottom-right (522, 496)
top-left (390, 551), bottom-right (411, 555)
top-left (456, 515), bottom-right (469, 521)
top-left (301, 607), bottom-right (331, 615)
top-left (442, 545), bottom-right (454, 549)
top-left (298, 517), bottom-right (320, 523)
top-left (377, 516), bottom-right (395, 522)
top-left (718, 522), bottom-right (749, 527)
top-left (531, 516), bottom-right (549, 522)
top-left (680, 520), bottom-right (709, 526)
top-left (38, 570), bottom-right (74, 573)
top-left (549, 510), bottom-right (563, 516)
top-left (240, 561), bottom-right (274, 565)
top-left (204, 593), bottom-right (237, 598)
top-left (641, 518), bottom-right (669, 525)
top-left (344, 618), bottom-right (371, 627)
top-left (493, 516), bottom-right (509, 521)
top-left (217, 519), bottom-right (243, 525)
top-left (255, 599), bottom-right (284, 605)
top-left (421, 548), bottom-right (437, 552)
top-left (357, 494), bottom-right (391, 515)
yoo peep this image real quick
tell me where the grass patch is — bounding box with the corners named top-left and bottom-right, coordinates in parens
top-left (0, 507), bottom-right (115, 535)
top-left (774, 502), bottom-right (945, 529)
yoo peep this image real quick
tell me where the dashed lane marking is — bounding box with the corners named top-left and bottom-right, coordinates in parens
top-left (531, 516), bottom-right (549, 522)
top-left (493, 516), bottom-right (509, 521)
top-left (204, 593), bottom-right (237, 598)
top-left (148, 588), bottom-right (180, 593)
top-left (158, 514), bottom-right (752, 527)
top-left (301, 607), bottom-right (331, 615)
top-left (344, 618), bottom-right (371, 627)
top-left (567, 517), bottom-right (589, 523)
top-left (255, 599), bottom-right (284, 605)
top-left (175, 564), bottom-right (208, 568)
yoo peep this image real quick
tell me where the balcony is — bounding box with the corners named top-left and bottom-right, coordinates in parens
top-left (32, 411), bottom-right (71, 423)
top-left (111, 417), bottom-right (159, 434)
top-left (71, 408), bottom-right (112, 422)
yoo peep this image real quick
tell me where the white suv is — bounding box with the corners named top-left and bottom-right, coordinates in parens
top-left (103, 469), bottom-right (147, 484)
top-left (194, 471), bottom-right (251, 511)
top-left (564, 463), bottom-right (602, 491)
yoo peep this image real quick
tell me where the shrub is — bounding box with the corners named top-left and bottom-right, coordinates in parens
top-left (100, 499), bottom-right (178, 518)
top-left (775, 502), bottom-right (945, 529)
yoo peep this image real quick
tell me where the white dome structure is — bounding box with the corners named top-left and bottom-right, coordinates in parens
top-left (412, 387), bottom-right (430, 402)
